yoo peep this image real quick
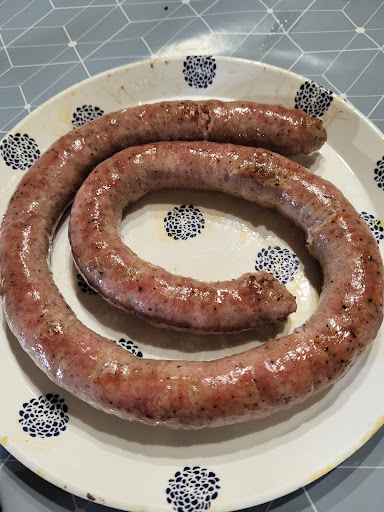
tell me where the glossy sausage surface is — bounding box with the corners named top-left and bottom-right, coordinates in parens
top-left (69, 142), bottom-right (298, 333)
top-left (2, 101), bottom-right (381, 430)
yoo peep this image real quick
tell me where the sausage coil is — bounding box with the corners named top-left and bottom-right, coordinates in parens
top-left (1, 101), bottom-right (382, 429)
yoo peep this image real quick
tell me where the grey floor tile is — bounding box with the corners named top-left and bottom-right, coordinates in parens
top-left (143, 17), bottom-right (196, 54)
top-left (85, 38), bottom-right (151, 60)
top-left (274, 0), bottom-right (314, 10)
top-left (122, 2), bottom-right (181, 22)
top-left (0, 444), bottom-right (10, 461)
top-left (65, 6), bottom-right (115, 43)
top-left (206, 34), bottom-right (246, 56)
top-left (74, 7), bottom-right (128, 44)
top-left (365, 4), bottom-right (384, 29)
top-left (325, 48), bottom-right (379, 93)
top-left (0, 66), bottom-right (43, 87)
top-left (347, 96), bottom-right (382, 118)
top-left (202, 11), bottom-right (267, 34)
top-left (290, 51), bottom-right (339, 76)
top-left (0, 0), bottom-right (33, 29)
top-left (6, 26), bottom-right (69, 47)
top-left (290, 31), bottom-right (356, 52)
top-left (309, 0), bottom-right (348, 9)
top-left (52, 47), bottom-right (80, 64)
top-left (345, 33), bottom-right (380, 50)
top-left (254, 11), bottom-right (302, 34)
top-left (365, 28), bottom-right (384, 48)
top-left (231, 33), bottom-right (282, 61)
top-left (109, 20), bottom-right (161, 41)
top-left (34, 8), bottom-right (83, 28)
top-left (8, 45), bottom-right (70, 66)
top-left (32, 62), bottom-right (88, 105)
top-left (204, 0), bottom-right (265, 14)
top-left (261, 35), bottom-right (302, 69)
top-left (0, 48), bottom-right (11, 73)
top-left (21, 62), bottom-right (78, 103)
top-left (1, 0), bottom-right (52, 30)
top-left (0, 85), bottom-right (24, 107)
top-left (290, 10), bottom-right (355, 33)
top-left (344, 0), bottom-right (383, 28)
top-left (307, 467), bottom-right (384, 512)
top-left (372, 120), bottom-right (384, 132)
top-left (159, 17), bottom-right (211, 56)
top-left (370, 97), bottom-right (384, 120)
top-left (0, 107), bottom-right (26, 130)
top-left (269, 488), bottom-right (313, 512)
top-left (189, 0), bottom-right (227, 15)
top-left (347, 50), bottom-right (384, 96)
top-left (0, 28), bottom-right (26, 46)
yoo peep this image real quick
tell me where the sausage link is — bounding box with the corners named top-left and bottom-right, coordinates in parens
top-left (69, 142), bottom-right (297, 333)
top-left (1, 102), bottom-right (381, 430)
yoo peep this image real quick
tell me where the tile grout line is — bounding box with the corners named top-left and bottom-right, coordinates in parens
top-left (303, 486), bottom-right (319, 512)
top-left (67, 6), bottom-right (121, 46)
top-left (1, 4), bottom-right (57, 47)
top-left (151, 17), bottom-right (196, 57)
top-left (140, 37), bottom-right (154, 58)
top-left (228, 12), bottom-right (270, 57)
top-left (0, 0), bottom-right (36, 29)
top-left (30, 62), bottom-right (79, 105)
top-left (62, 26), bottom-right (90, 78)
top-left (363, 0), bottom-right (384, 28)
top-left (317, 29), bottom-right (366, 90)
top-left (187, 3), bottom-right (214, 34)
top-left (258, 0), bottom-right (317, 63)
top-left (344, 48), bottom-right (380, 95)
top-left (139, 3), bottom-right (196, 56)
top-left (367, 96), bottom-right (384, 118)
top-left (18, 85), bottom-right (31, 113)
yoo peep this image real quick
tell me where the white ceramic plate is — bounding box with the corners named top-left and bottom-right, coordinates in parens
top-left (1, 57), bottom-right (384, 512)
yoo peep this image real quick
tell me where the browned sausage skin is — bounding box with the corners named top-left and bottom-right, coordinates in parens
top-left (2, 101), bottom-right (381, 430)
top-left (69, 142), bottom-right (297, 333)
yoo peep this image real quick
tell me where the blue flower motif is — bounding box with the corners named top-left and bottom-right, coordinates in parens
top-left (164, 204), bottom-right (205, 241)
top-left (0, 133), bottom-right (40, 171)
top-left (72, 105), bottom-right (104, 128)
top-left (76, 273), bottom-right (97, 295)
top-left (19, 394), bottom-right (69, 438)
top-left (295, 81), bottom-right (333, 117)
top-left (373, 157), bottom-right (384, 189)
top-left (360, 211), bottom-right (383, 244)
top-left (255, 246), bottom-right (299, 285)
top-left (166, 466), bottom-right (220, 511)
top-left (116, 338), bottom-right (143, 358)
top-left (183, 56), bottom-right (216, 89)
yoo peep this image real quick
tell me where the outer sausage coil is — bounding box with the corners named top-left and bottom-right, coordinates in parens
top-left (1, 100), bottom-right (382, 430)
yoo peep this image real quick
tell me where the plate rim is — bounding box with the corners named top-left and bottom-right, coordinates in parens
top-left (1, 55), bottom-right (384, 511)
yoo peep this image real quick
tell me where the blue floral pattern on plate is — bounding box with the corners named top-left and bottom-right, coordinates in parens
top-left (255, 246), bottom-right (299, 285)
top-left (72, 105), bottom-right (104, 128)
top-left (0, 133), bottom-right (40, 171)
top-left (19, 394), bottom-right (69, 438)
top-left (360, 211), bottom-right (384, 244)
top-left (166, 466), bottom-right (220, 511)
top-left (373, 157), bottom-right (384, 190)
top-left (116, 338), bottom-right (143, 358)
top-left (76, 273), bottom-right (97, 295)
top-left (183, 56), bottom-right (216, 89)
top-left (295, 81), bottom-right (333, 117)
top-left (164, 205), bottom-right (205, 241)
